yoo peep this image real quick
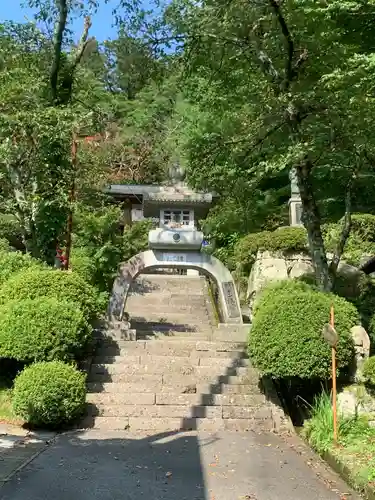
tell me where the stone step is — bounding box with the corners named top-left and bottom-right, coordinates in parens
top-left (86, 392), bottom-right (156, 405)
top-left (96, 339), bottom-right (247, 352)
top-left (86, 381), bottom-right (259, 394)
top-left (212, 331), bottom-right (248, 342)
top-left (126, 295), bottom-right (208, 307)
top-left (86, 392), bottom-right (265, 407)
top-left (88, 370), bottom-right (259, 385)
top-left (131, 320), bottom-right (212, 331)
top-left (130, 306), bottom-right (210, 315)
top-left (92, 355), bottom-right (250, 367)
top-left (81, 416), bottom-right (273, 432)
top-left (135, 331), bottom-right (212, 341)
top-left (86, 404), bottom-right (222, 418)
top-left (129, 285), bottom-right (205, 294)
top-left (94, 349), bottom-right (248, 362)
top-left (90, 362), bottom-right (253, 377)
top-left (86, 403), bottom-right (269, 419)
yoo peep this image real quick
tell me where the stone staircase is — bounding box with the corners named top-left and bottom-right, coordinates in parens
top-left (83, 274), bottom-right (280, 432)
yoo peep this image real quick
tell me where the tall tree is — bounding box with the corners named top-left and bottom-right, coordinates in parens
top-left (0, 1), bottom-right (99, 263)
top-left (165, 0), bottom-right (375, 290)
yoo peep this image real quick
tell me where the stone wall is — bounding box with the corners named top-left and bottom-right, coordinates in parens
top-left (246, 250), bottom-right (313, 316)
top-left (338, 384), bottom-right (375, 426)
top-left (246, 250), bottom-right (362, 317)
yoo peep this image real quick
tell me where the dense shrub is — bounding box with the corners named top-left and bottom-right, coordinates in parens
top-left (362, 357), bottom-right (375, 386)
top-left (0, 251), bottom-right (45, 287)
top-left (0, 297), bottom-right (91, 363)
top-left (12, 361), bottom-right (86, 427)
top-left (72, 205), bottom-right (142, 292)
top-left (0, 214), bottom-right (24, 250)
top-left (70, 246), bottom-right (97, 285)
top-left (0, 268), bottom-right (103, 320)
top-left (0, 239), bottom-right (11, 252)
top-left (249, 280), bottom-right (357, 379)
top-left (234, 227), bottom-right (308, 274)
top-left (123, 219), bottom-right (153, 262)
top-left (350, 214), bottom-right (375, 242)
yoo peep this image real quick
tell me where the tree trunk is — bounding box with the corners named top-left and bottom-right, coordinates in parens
top-left (295, 159), bottom-right (331, 292)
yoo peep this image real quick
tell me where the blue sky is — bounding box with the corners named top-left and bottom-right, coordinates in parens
top-left (0, 1), bottom-right (122, 41)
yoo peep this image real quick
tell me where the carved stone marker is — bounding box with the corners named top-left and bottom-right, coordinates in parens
top-left (222, 281), bottom-right (239, 319)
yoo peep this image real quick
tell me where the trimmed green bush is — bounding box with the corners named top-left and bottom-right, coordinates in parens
top-left (0, 251), bottom-right (45, 287)
top-left (362, 357), bottom-right (375, 386)
top-left (234, 227), bottom-right (308, 274)
top-left (12, 361), bottom-right (86, 427)
top-left (0, 268), bottom-right (103, 320)
top-left (0, 297), bottom-right (91, 363)
top-left (0, 214), bottom-right (23, 250)
top-left (249, 280), bottom-right (357, 379)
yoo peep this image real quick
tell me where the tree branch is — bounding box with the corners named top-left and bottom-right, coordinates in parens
top-left (70, 16), bottom-right (93, 72)
top-left (329, 163), bottom-right (360, 277)
top-left (50, 0), bottom-right (68, 102)
top-left (269, 0), bottom-right (294, 90)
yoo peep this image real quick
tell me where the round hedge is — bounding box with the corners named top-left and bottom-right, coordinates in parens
top-left (249, 280), bottom-right (358, 380)
top-left (0, 268), bottom-right (102, 321)
top-left (0, 297), bottom-right (91, 363)
top-left (0, 251), bottom-right (45, 287)
top-left (12, 361), bottom-right (86, 427)
top-left (362, 357), bottom-right (375, 386)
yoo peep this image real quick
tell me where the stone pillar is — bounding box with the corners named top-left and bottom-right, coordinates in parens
top-left (122, 198), bottom-right (132, 228)
top-left (289, 168), bottom-right (303, 226)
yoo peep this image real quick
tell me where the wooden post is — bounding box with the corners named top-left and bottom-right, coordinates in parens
top-left (330, 304), bottom-right (338, 442)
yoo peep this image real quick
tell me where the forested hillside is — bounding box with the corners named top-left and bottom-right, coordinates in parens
top-left (1, 0), bottom-right (375, 288)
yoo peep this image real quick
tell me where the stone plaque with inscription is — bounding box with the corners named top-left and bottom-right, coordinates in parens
top-left (222, 281), bottom-right (240, 319)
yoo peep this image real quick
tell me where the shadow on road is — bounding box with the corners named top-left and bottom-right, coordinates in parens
top-left (0, 429), bottom-right (212, 500)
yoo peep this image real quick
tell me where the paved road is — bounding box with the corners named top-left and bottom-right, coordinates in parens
top-left (0, 429), bottom-right (359, 500)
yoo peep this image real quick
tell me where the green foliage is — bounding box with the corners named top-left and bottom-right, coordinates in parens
top-left (0, 214), bottom-right (23, 250)
top-left (350, 214), bottom-right (375, 242)
top-left (303, 390), bottom-right (375, 488)
top-left (332, 270), bottom-right (375, 335)
top-left (12, 361), bottom-right (86, 427)
top-left (303, 391), bottom-right (370, 454)
top-left (0, 239), bottom-right (11, 252)
top-left (72, 205), bottom-right (123, 292)
top-left (0, 297), bottom-right (91, 363)
top-left (249, 280), bottom-right (357, 379)
top-left (234, 227), bottom-right (308, 274)
top-left (302, 391), bottom-right (338, 454)
top-left (0, 268), bottom-right (103, 321)
top-left (363, 357), bottom-right (375, 386)
top-left (0, 250), bottom-right (45, 287)
top-left (70, 246), bottom-right (97, 285)
top-left (123, 220), bottom-right (153, 262)
top-left (323, 214), bottom-right (375, 266)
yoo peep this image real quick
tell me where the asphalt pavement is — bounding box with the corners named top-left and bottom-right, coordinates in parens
top-left (0, 429), bottom-right (360, 500)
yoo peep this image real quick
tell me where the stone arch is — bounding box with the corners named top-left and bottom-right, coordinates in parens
top-left (108, 249), bottom-right (242, 324)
